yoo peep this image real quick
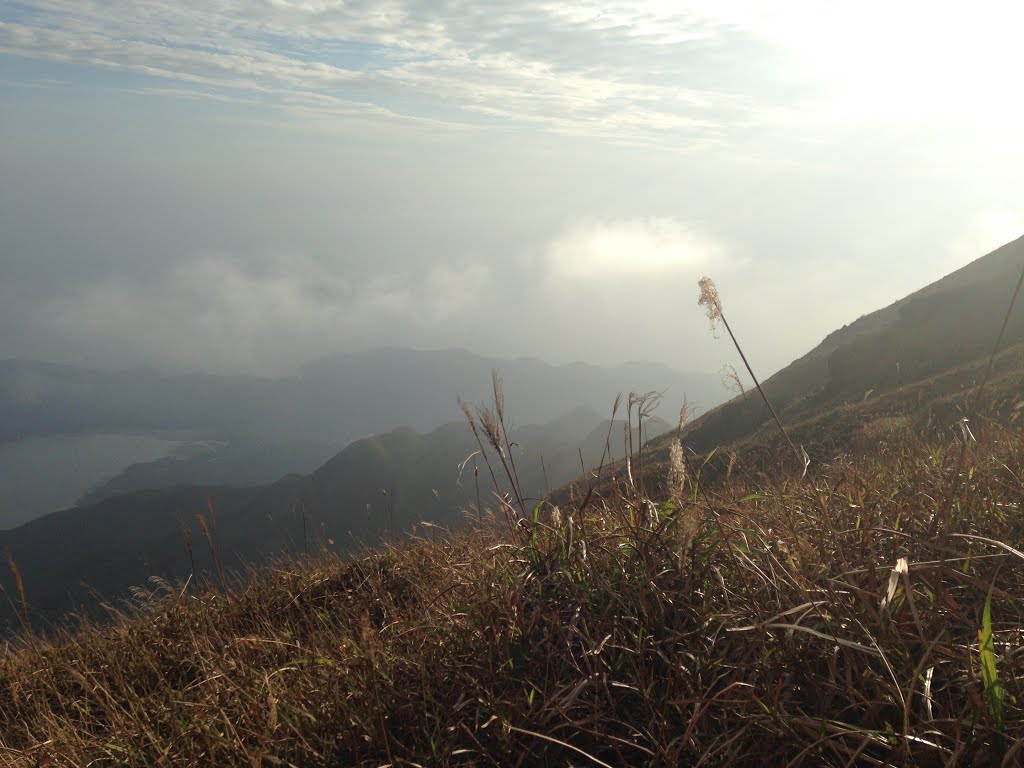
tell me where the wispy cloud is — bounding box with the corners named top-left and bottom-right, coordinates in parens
top-left (0, 1), bottom-right (787, 145)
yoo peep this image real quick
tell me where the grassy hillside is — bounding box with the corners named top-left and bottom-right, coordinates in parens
top-left (3, 401), bottom-right (1024, 765)
top-left (676, 234), bottom-right (1024, 456)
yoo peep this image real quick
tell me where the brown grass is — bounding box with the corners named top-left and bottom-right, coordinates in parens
top-left (3, 416), bottom-right (1024, 766)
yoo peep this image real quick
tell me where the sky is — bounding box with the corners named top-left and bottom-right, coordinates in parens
top-left (1, 1), bottom-right (1023, 379)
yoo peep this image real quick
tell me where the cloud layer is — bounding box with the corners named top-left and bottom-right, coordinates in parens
top-left (0, 1), bottom-right (791, 146)
top-left (2, 2), bottom-right (1023, 379)
top-left (39, 253), bottom-right (489, 373)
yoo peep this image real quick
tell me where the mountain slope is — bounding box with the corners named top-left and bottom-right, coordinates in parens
top-left (0, 408), bottom-right (669, 631)
top-left (675, 235), bottom-right (1024, 456)
top-left (0, 348), bottom-right (721, 525)
top-left (7, 392), bottom-right (1024, 766)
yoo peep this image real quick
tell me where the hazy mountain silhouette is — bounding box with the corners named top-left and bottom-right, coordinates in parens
top-left (74, 439), bottom-right (345, 510)
top-left (0, 349), bottom-right (718, 445)
top-left (0, 349), bottom-right (721, 524)
top-left (0, 407), bottom-right (670, 631)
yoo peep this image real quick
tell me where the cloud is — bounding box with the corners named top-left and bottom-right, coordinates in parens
top-left (546, 218), bottom-right (727, 281)
top-left (6, 1), bottom-right (1023, 384)
top-left (0, 20), bottom-right (360, 91)
top-left (40, 252), bottom-right (489, 374)
top-left (0, 1), bottom-right (780, 145)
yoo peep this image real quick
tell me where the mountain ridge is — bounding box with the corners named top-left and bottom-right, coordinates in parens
top-left (670, 234), bottom-right (1024, 457)
top-left (0, 349), bottom-right (723, 526)
top-left (0, 408), bottom-right (670, 631)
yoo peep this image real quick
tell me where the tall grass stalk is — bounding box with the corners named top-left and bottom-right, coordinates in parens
top-left (698, 276), bottom-right (806, 473)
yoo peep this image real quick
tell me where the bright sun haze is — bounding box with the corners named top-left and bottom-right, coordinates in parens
top-left (0, 0), bottom-right (1021, 376)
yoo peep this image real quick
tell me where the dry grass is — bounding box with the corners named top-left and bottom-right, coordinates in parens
top-left (3, 414), bottom-right (1024, 766)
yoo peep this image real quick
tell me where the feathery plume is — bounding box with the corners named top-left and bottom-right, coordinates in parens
top-left (698, 276), bottom-right (723, 338)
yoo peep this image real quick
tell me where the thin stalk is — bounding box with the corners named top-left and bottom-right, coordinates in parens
top-left (934, 257), bottom-right (1024, 536)
top-left (493, 370), bottom-right (528, 517)
top-left (705, 284), bottom-right (804, 473)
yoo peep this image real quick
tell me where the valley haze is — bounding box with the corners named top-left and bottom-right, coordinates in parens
top-left (0, 348), bottom-right (721, 528)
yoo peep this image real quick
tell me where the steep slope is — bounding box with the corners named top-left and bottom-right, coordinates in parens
top-left (676, 235), bottom-right (1024, 456)
top-left (9, 408), bottom-right (1024, 766)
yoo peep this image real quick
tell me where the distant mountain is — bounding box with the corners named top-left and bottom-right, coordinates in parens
top-left (646, 234), bottom-right (1024, 469)
top-left (0, 407), bottom-right (671, 631)
top-left (0, 348), bottom-right (719, 445)
top-left (0, 349), bottom-right (720, 523)
top-left (74, 438), bottom-right (345, 509)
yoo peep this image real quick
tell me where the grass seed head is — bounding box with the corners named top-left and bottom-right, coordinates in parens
top-left (668, 440), bottom-right (687, 499)
top-left (698, 275), bottom-right (723, 337)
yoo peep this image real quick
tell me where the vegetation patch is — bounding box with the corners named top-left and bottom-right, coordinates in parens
top-left (4, 416), bottom-right (1024, 766)
top-left (861, 414), bottom-right (910, 440)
